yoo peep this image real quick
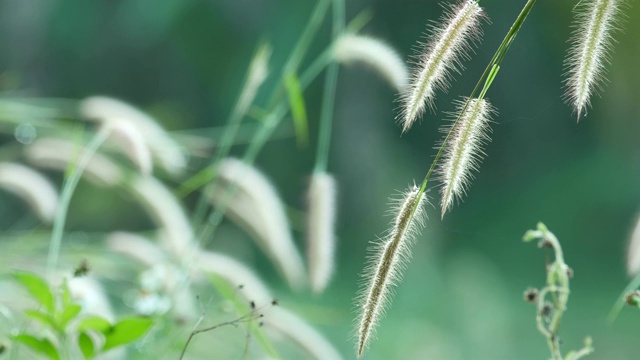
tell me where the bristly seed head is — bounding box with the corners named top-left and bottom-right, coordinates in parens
top-left (437, 97), bottom-right (494, 217)
top-left (626, 213), bottom-right (640, 277)
top-left (306, 172), bottom-right (338, 294)
top-left (334, 34), bottom-right (409, 91)
top-left (564, 0), bottom-right (622, 120)
top-left (400, 0), bottom-right (486, 133)
top-left (356, 185), bottom-right (426, 358)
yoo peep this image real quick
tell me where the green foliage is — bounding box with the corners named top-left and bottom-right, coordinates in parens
top-left (284, 72), bottom-right (309, 149)
top-left (10, 271), bottom-right (154, 359)
top-left (102, 317), bottom-right (153, 351)
top-left (12, 272), bottom-right (55, 314)
top-left (11, 334), bottom-right (60, 360)
top-left (523, 223), bottom-right (593, 360)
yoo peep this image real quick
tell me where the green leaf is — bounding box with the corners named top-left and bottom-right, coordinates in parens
top-left (210, 275), bottom-right (280, 359)
top-left (77, 332), bottom-right (95, 359)
top-left (284, 72), bottom-right (309, 148)
top-left (102, 317), bottom-right (153, 351)
top-left (13, 271), bottom-right (55, 313)
top-left (58, 304), bottom-right (82, 329)
top-left (12, 334), bottom-right (60, 360)
top-left (77, 316), bottom-right (112, 333)
top-left (24, 309), bottom-right (57, 331)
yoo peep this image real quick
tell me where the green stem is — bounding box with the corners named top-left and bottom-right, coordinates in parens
top-left (608, 272), bottom-right (640, 323)
top-left (196, 5), bottom-right (372, 246)
top-left (195, 54), bottom-right (333, 243)
top-left (411, 0), bottom-right (537, 218)
top-left (267, 0), bottom-right (332, 109)
top-left (544, 231), bottom-right (569, 360)
top-left (47, 127), bottom-right (110, 278)
top-left (314, 0), bottom-right (345, 173)
top-left (191, 44), bottom-right (271, 230)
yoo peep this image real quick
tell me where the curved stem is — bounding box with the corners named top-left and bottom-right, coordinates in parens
top-left (47, 126), bottom-right (110, 278)
top-left (411, 0), bottom-right (538, 219)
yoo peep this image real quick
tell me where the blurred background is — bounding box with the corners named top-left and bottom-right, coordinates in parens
top-left (1, 0), bottom-right (639, 359)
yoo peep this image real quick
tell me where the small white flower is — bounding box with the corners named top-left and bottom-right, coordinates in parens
top-left (68, 276), bottom-right (116, 321)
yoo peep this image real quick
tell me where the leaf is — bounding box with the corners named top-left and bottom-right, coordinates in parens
top-left (284, 72), bottom-right (309, 148)
top-left (58, 304), bottom-right (82, 329)
top-left (210, 275), bottom-right (280, 359)
top-left (24, 309), bottom-right (57, 331)
top-left (77, 332), bottom-right (95, 359)
top-left (12, 334), bottom-right (60, 360)
top-left (77, 316), bottom-right (112, 333)
top-left (102, 317), bottom-right (153, 351)
top-left (13, 271), bottom-right (55, 313)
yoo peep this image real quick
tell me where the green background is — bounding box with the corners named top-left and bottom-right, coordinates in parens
top-left (1, 0), bottom-right (639, 359)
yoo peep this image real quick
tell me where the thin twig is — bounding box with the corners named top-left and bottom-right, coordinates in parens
top-left (179, 300), bottom-right (270, 360)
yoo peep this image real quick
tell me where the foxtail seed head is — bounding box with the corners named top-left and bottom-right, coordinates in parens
top-left (103, 118), bottom-right (153, 174)
top-left (129, 175), bottom-right (194, 258)
top-left (334, 34), bottom-right (408, 91)
top-left (0, 162), bottom-right (59, 223)
top-left (236, 43), bottom-right (271, 118)
top-left (564, 0), bottom-right (622, 119)
top-left (80, 96), bottom-right (187, 175)
top-left (437, 97), bottom-right (493, 217)
top-left (213, 158), bottom-right (306, 291)
top-left (356, 185), bottom-right (426, 357)
top-left (25, 138), bottom-right (124, 187)
top-left (306, 172), bottom-right (338, 294)
top-left (626, 214), bottom-right (640, 277)
top-left (400, 0), bottom-right (485, 133)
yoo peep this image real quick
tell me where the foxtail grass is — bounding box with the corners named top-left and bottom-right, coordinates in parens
top-left (357, 185), bottom-right (426, 357)
top-left (334, 34), bottom-right (408, 91)
top-left (25, 138), bottom-right (124, 187)
top-left (0, 162), bottom-right (59, 223)
top-left (306, 172), bottom-right (338, 294)
top-left (355, 0), bottom-right (539, 355)
top-left (80, 96), bottom-right (187, 175)
top-left (437, 97), bottom-right (494, 217)
top-left (626, 214), bottom-right (640, 276)
top-left (102, 118), bottom-right (153, 174)
top-left (212, 158), bottom-right (306, 290)
top-left (564, 0), bottom-right (622, 119)
top-left (128, 175), bottom-right (194, 258)
top-left (400, 0), bottom-right (485, 133)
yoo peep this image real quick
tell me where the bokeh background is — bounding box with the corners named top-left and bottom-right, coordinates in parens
top-left (1, 0), bottom-right (639, 359)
